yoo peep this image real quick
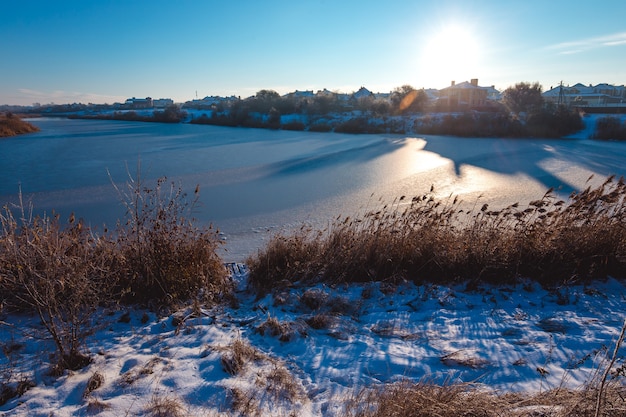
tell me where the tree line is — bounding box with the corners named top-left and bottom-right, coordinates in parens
top-left (189, 82), bottom-right (586, 138)
top-left (53, 81), bottom-right (626, 139)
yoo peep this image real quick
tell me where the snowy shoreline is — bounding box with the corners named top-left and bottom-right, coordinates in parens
top-left (1, 266), bottom-right (625, 416)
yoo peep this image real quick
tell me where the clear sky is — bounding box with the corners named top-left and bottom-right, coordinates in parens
top-left (1, 0), bottom-right (625, 106)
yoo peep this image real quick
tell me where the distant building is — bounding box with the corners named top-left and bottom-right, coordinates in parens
top-left (482, 85), bottom-right (502, 101)
top-left (423, 88), bottom-right (440, 101)
top-left (315, 88), bottom-right (336, 97)
top-left (153, 98), bottom-right (174, 108)
top-left (183, 95), bottom-right (239, 110)
top-left (283, 90), bottom-right (315, 99)
top-left (437, 79), bottom-right (490, 109)
top-left (543, 83), bottom-right (626, 109)
top-left (352, 86), bottom-right (374, 100)
top-left (373, 92), bottom-right (391, 100)
top-left (125, 97), bottom-right (153, 109)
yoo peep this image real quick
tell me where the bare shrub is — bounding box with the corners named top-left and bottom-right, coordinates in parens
top-left (0, 334), bottom-right (32, 406)
top-left (594, 116), bottom-right (626, 141)
top-left (328, 295), bottom-right (357, 315)
top-left (0, 197), bottom-right (115, 371)
top-left (0, 173), bottom-right (232, 372)
top-left (308, 122), bottom-right (332, 132)
top-left (0, 377), bottom-right (35, 406)
top-left (111, 170), bottom-right (231, 306)
top-left (281, 121), bottom-right (306, 131)
top-left (231, 386), bottom-right (258, 416)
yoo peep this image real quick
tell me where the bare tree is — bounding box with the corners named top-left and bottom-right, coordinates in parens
top-left (391, 85), bottom-right (427, 114)
top-left (502, 82), bottom-right (544, 114)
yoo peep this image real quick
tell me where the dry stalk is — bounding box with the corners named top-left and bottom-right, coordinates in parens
top-left (595, 318), bottom-right (626, 417)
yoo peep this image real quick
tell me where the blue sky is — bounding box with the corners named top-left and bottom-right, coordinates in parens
top-left (1, 0), bottom-right (625, 105)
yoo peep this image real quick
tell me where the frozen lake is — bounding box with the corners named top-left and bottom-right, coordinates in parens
top-left (1, 117), bottom-right (625, 262)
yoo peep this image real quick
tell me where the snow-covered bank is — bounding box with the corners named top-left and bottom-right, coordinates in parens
top-left (1, 266), bottom-right (625, 416)
top-left (566, 112), bottom-right (626, 139)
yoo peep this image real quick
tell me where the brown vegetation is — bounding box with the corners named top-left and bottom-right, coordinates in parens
top-left (344, 380), bottom-right (626, 417)
top-left (0, 176), bottom-right (230, 372)
top-left (145, 395), bottom-right (187, 417)
top-left (345, 323), bottom-right (626, 416)
top-left (219, 338), bottom-right (306, 415)
top-left (0, 113), bottom-right (39, 137)
top-left (111, 174), bottom-right (229, 306)
top-left (247, 176), bottom-right (626, 294)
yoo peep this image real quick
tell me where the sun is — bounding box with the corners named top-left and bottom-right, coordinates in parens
top-left (418, 22), bottom-right (484, 87)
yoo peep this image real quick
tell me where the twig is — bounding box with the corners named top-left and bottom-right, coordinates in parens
top-left (595, 318), bottom-right (626, 417)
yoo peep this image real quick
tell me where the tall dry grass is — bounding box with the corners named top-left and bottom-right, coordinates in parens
top-left (0, 113), bottom-right (39, 137)
top-left (248, 176), bottom-right (626, 293)
top-left (344, 380), bottom-right (626, 417)
top-left (0, 198), bottom-right (115, 370)
top-left (0, 177), bottom-right (230, 371)
top-left (112, 173), bottom-right (229, 306)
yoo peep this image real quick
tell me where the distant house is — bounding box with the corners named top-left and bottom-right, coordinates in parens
top-left (352, 86), bottom-right (374, 100)
top-left (153, 98), bottom-right (174, 108)
top-left (543, 83), bottom-right (626, 109)
top-left (482, 85), bottom-right (502, 101)
top-left (125, 97), bottom-right (153, 109)
top-left (314, 88), bottom-right (351, 106)
top-left (315, 88), bottom-right (337, 97)
top-left (422, 88), bottom-right (440, 102)
top-left (437, 79), bottom-right (490, 109)
top-left (183, 95), bottom-right (239, 110)
top-left (283, 90), bottom-right (315, 99)
top-left (373, 92), bottom-right (391, 100)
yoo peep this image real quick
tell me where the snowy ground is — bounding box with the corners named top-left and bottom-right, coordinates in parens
top-left (1, 265), bottom-right (625, 416)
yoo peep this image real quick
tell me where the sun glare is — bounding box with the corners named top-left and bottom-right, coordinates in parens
top-left (419, 22), bottom-right (484, 87)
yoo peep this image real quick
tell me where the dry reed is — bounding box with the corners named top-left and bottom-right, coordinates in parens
top-left (344, 379), bottom-right (626, 417)
top-left (248, 176), bottom-right (626, 293)
top-left (0, 176), bottom-right (230, 372)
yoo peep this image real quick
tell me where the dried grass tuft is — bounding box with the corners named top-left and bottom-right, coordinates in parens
top-left (85, 398), bottom-right (112, 413)
top-left (146, 395), bottom-right (186, 417)
top-left (220, 339), bottom-right (264, 376)
top-left (256, 316), bottom-right (296, 342)
top-left (82, 371), bottom-right (104, 398)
